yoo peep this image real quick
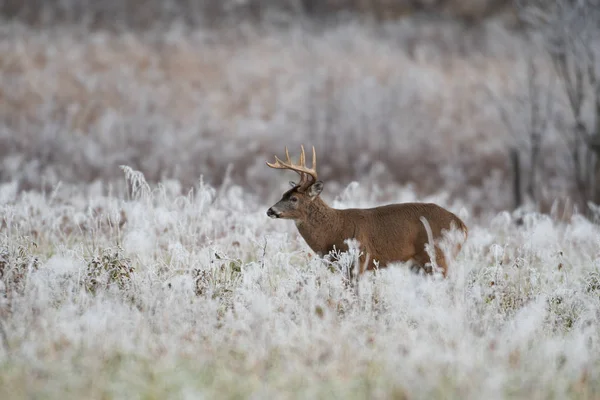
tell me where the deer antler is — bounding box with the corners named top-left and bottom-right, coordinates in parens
top-left (266, 145), bottom-right (318, 191)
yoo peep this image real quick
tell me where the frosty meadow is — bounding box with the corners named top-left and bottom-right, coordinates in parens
top-left (1, 2), bottom-right (600, 398)
top-left (1, 167), bottom-right (600, 399)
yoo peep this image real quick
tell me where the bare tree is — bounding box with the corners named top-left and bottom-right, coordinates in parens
top-left (516, 0), bottom-right (600, 211)
top-left (485, 50), bottom-right (555, 209)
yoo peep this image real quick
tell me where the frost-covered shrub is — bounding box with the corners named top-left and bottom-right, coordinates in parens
top-left (0, 237), bottom-right (39, 301)
top-left (84, 247), bottom-right (134, 294)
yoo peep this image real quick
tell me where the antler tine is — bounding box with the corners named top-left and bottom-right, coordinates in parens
top-left (299, 145), bottom-right (306, 168)
top-left (267, 146), bottom-right (291, 169)
top-left (266, 145), bottom-right (318, 191)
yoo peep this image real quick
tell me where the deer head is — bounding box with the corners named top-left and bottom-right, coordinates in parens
top-left (266, 145), bottom-right (324, 220)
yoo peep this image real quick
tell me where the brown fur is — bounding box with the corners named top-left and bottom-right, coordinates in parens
top-left (268, 187), bottom-right (468, 277)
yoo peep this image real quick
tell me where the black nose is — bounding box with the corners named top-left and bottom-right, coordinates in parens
top-left (267, 208), bottom-right (276, 217)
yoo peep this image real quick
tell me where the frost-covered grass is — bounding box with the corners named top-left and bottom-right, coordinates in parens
top-left (1, 170), bottom-right (599, 399)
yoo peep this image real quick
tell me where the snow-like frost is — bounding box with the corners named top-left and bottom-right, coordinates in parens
top-left (123, 228), bottom-right (156, 257)
top-left (42, 255), bottom-right (83, 277)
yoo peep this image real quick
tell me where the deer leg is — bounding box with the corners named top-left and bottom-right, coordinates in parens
top-left (341, 252), bottom-right (369, 296)
top-left (340, 267), bottom-right (359, 297)
top-left (411, 251), bottom-right (430, 275)
top-left (434, 246), bottom-right (448, 277)
top-left (409, 262), bottom-right (425, 275)
top-left (359, 251), bottom-right (372, 274)
top-left (411, 246), bottom-right (448, 277)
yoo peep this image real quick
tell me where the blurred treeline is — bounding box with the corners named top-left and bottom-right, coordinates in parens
top-left (0, 0), bottom-right (514, 28)
top-left (2, 0), bottom-right (600, 218)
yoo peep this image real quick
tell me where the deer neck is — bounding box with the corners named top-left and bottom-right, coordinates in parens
top-left (297, 196), bottom-right (333, 225)
top-left (295, 197), bottom-right (344, 256)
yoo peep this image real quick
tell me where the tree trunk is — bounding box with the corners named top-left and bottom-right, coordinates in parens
top-left (527, 131), bottom-right (540, 202)
top-left (511, 148), bottom-right (522, 209)
top-left (590, 135), bottom-right (600, 206)
top-left (594, 156), bottom-right (600, 206)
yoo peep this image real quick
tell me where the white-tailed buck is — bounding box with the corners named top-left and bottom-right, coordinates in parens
top-left (266, 146), bottom-right (468, 277)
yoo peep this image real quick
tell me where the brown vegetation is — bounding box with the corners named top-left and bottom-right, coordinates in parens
top-left (0, 0), bottom-right (514, 28)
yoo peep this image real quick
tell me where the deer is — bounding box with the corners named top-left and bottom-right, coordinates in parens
top-left (266, 146), bottom-right (468, 278)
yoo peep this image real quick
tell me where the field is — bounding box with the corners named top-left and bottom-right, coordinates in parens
top-left (1, 10), bottom-right (600, 400)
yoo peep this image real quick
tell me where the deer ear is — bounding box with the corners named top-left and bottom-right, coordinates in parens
top-left (308, 181), bottom-right (324, 199)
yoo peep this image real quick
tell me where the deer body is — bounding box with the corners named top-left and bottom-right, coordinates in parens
top-left (266, 146), bottom-right (467, 276)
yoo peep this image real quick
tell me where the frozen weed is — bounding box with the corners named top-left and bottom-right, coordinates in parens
top-left (84, 247), bottom-right (133, 294)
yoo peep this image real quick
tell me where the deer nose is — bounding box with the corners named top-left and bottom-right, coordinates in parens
top-left (267, 208), bottom-right (278, 218)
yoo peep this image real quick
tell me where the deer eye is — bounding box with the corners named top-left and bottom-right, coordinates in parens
top-left (290, 197), bottom-right (298, 203)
